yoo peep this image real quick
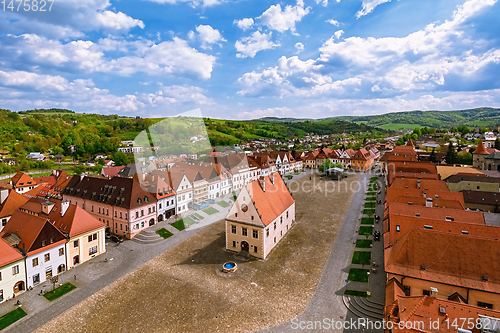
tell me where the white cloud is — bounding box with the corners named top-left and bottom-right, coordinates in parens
top-left (295, 42), bottom-right (305, 53)
top-left (257, 0), bottom-right (311, 33)
top-left (326, 19), bottom-right (340, 26)
top-left (144, 0), bottom-right (222, 7)
top-left (237, 107), bottom-right (292, 119)
top-left (196, 25), bottom-right (226, 48)
top-left (316, 0), bottom-right (329, 6)
top-left (188, 31), bottom-right (195, 39)
top-left (0, 0), bottom-right (144, 38)
top-left (356, 0), bottom-right (391, 18)
top-left (238, 0), bottom-right (500, 98)
top-left (0, 34), bottom-right (217, 80)
top-left (334, 30), bottom-right (344, 39)
top-left (235, 31), bottom-right (280, 58)
top-left (142, 85), bottom-right (214, 107)
top-left (234, 18), bottom-right (254, 30)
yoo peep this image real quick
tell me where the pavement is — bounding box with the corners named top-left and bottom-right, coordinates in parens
top-left (0, 196), bottom-right (233, 333)
top-left (257, 167), bottom-right (388, 333)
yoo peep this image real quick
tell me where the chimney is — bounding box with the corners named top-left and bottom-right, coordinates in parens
top-left (417, 180), bottom-right (420, 189)
top-left (0, 189), bottom-right (8, 205)
top-left (270, 173), bottom-right (275, 185)
top-left (259, 176), bottom-right (266, 192)
top-left (80, 174), bottom-right (84, 181)
top-left (426, 198), bottom-right (433, 208)
top-left (61, 200), bottom-right (70, 216)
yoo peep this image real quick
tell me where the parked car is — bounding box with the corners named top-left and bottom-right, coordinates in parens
top-left (110, 235), bottom-right (124, 243)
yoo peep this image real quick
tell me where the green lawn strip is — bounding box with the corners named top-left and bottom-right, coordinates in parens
top-left (348, 268), bottom-right (370, 283)
top-left (363, 209), bottom-right (375, 216)
top-left (0, 307), bottom-right (27, 330)
top-left (360, 217), bottom-right (374, 225)
top-left (217, 201), bottom-right (229, 208)
top-left (156, 228), bottom-right (173, 239)
top-left (171, 220), bottom-right (186, 231)
top-left (43, 282), bottom-right (77, 302)
top-left (367, 191), bottom-right (377, 196)
top-left (355, 239), bottom-right (373, 248)
top-left (358, 226), bottom-right (374, 236)
top-left (202, 207), bottom-right (218, 215)
top-left (351, 251), bottom-right (372, 265)
top-left (344, 290), bottom-right (369, 297)
top-left (194, 213), bottom-right (204, 220)
top-left (183, 217), bottom-right (196, 225)
top-left (370, 177), bottom-right (378, 181)
top-left (364, 202), bottom-right (376, 208)
top-left (365, 196), bottom-right (376, 201)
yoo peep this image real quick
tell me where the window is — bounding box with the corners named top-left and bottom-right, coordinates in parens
top-left (125, 213), bottom-right (128, 219)
top-left (148, 207), bottom-right (151, 214)
top-left (253, 230), bottom-right (258, 239)
top-left (91, 205), bottom-right (94, 212)
top-left (403, 286), bottom-right (410, 296)
top-left (59, 248), bottom-right (64, 256)
top-left (89, 246), bottom-right (98, 256)
top-left (286, 211), bottom-right (289, 219)
top-left (32, 258), bottom-right (39, 267)
top-left (141, 210), bottom-right (144, 217)
top-left (50, 237), bottom-right (54, 244)
top-left (41, 240), bottom-right (46, 247)
top-left (423, 290), bottom-right (431, 296)
top-left (44, 253), bottom-right (50, 262)
top-left (33, 274), bottom-right (40, 285)
top-left (74, 240), bottom-right (79, 248)
top-left (45, 267), bottom-right (52, 279)
top-left (232, 241), bottom-right (236, 247)
top-left (12, 265), bottom-right (19, 275)
top-left (231, 225), bottom-right (236, 234)
top-left (266, 229), bottom-right (269, 237)
top-left (120, 224), bottom-right (122, 230)
top-left (115, 211), bottom-right (117, 217)
top-left (274, 237), bottom-right (276, 243)
top-left (106, 208), bottom-right (109, 216)
top-left (159, 203), bottom-right (162, 209)
top-left (99, 207), bottom-right (101, 214)
top-left (135, 211), bottom-right (139, 219)
top-left (274, 222), bottom-right (276, 230)
top-left (141, 222), bottom-right (144, 228)
top-left (0, 272), bottom-right (2, 281)
top-left (478, 301), bottom-right (493, 309)
top-left (280, 217), bottom-right (283, 224)
top-left (242, 228), bottom-right (247, 236)
top-left (396, 225), bottom-right (400, 232)
top-left (88, 235), bottom-right (93, 242)
top-left (254, 246), bottom-right (258, 253)
top-left (1, 218), bottom-right (6, 227)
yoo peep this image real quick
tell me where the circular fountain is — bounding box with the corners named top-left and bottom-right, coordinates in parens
top-left (222, 261), bottom-right (238, 273)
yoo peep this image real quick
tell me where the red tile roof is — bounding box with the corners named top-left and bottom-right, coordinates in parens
top-left (247, 172), bottom-right (294, 226)
top-left (387, 203), bottom-right (484, 223)
top-left (48, 201), bottom-right (105, 238)
top-left (11, 172), bottom-right (36, 188)
top-left (0, 237), bottom-right (23, 267)
top-left (385, 228), bottom-right (500, 294)
top-left (388, 172), bottom-right (439, 185)
top-left (473, 141), bottom-right (490, 155)
top-left (102, 166), bottom-right (125, 178)
top-left (0, 190), bottom-right (30, 218)
top-left (391, 178), bottom-right (450, 191)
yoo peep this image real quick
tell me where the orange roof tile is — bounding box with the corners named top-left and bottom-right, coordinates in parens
top-left (387, 203), bottom-right (483, 223)
top-left (102, 166), bottom-right (125, 178)
top-left (0, 237), bottom-right (23, 267)
top-left (247, 172), bottom-right (294, 226)
top-left (391, 178), bottom-right (450, 191)
top-left (0, 190), bottom-right (30, 218)
top-left (388, 172), bottom-right (439, 185)
top-left (11, 172), bottom-right (35, 188)
top-left (47, 201), bottom-right (106, 238)
top-left (385, 228), bottom-right (500, 294)
top-left (474, 141), bottom-right (490, 155)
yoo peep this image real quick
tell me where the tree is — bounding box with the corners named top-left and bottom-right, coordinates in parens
top-left (73, 165), bottom-right (86, 175)
top-left (445, 143), bottom-right (457, 164)
top-left (113, 151), bottom-right (129, 166)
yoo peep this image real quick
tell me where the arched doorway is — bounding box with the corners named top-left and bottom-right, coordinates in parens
top-left (149, 218), bottom-right (155, 226)
top-left (57, 264), bottom-right (66, 274)
top-left (73, 255), bottom-right (80, 265)
top-left (241, 241), bottom-right (249, 252)
top-left (158, 215), bottom-right (163, 222)
top-left (13, 281), bottom-right (25, 294)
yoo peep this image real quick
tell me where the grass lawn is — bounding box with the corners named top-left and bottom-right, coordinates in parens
top-left (171, 220), bottom-right (186, 231)
top-left (348, 268), bottom-right (370, 283)
top-left (360, 217), bottom-right (374, 225)
top-left (43, 282), bottom-right (77, 302)
top-left (217, 201), bottom-right (229, 208)
top-left (378, 123), bottom-right (422, 131)
top-left (367, 191), bottom-right (377, 196)
top-left (344, 290), bottom-right (368, 297)
top-left (370, 177), bottom-right (378, 181)
top-left (351, 251), bottom-right (372, 265)
top-left (156, 228), bottom-right (173, 239)
top-left (364, 202), bottom-right (376, 208)
top-left (365, 196), bottom-right (376, 201)
top-left (203, 207), bottom-right (218, 215)
top-left (358, 226), bottom-right (374, 236)
top-left (194, 213), bottom-right (204, 220)
top-left (363, 209), bottom-right (375, 216)
top-left (356, 239), bottom-right (373, 248)
top-left (0, 307), bottom-right (27, 330)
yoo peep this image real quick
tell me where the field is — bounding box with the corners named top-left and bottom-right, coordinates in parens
top-left (34, 173), bottom-right (361, 333)
top-left (377, 123), bottom-right (421, 131)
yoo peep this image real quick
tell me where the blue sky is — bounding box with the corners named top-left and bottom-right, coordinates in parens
top-left (0, 0), bottom-right (499, 119)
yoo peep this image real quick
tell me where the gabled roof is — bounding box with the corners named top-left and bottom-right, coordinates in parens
top-left (141, 175), bottom-right (176, 199)
top-left (0, 210), bottom-right (66, 255)
top-left (388, 172), bottom-right (439, 185)
top-left (102, 166), bottom-right (125, 178)
top-left (446, 173), bottom-right (500, 184)
top-left (0, 237), bottom-right (23, 267)
top-left (387, 295), bottom-right (500, 333)
top-left (246, 173), bottom-right (294, 226)
top-left (48, 201), bottom-right (105, 238)
top-left (0, 190), bottom-right (30, 218)
top-left (387, 202), bottom-right (484, 224)
top-left (391, 178), bottom-right (449, 191)
top-left (485, 151), bottom-right (500, 160)
top-left (461, 190), bottom-right (500, 207)
top-left (11, 172), bottom-right (35, 188)
top-left (391, 195), bottom-right (465, 209)
top-left (437, 165), bottom-right (484, 180)
top-left (385, 228), bottom-right (500, 293)
top-left (64, 175), bottom-right (156, 209)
